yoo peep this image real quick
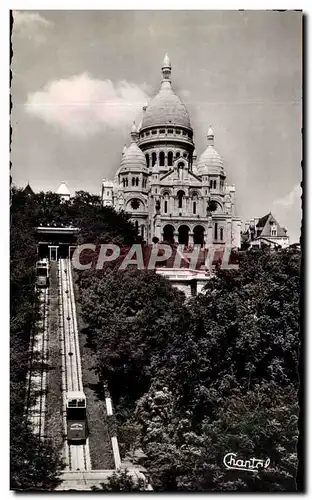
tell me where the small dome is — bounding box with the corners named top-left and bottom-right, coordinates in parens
top-left (197, 147), bottom-right (224, 176)
top-left (141, 55), bottom-right (191, 130)
top-left (57, 182), bottom-right (70, 196)
top-left (197, 127), bottom-right (224, 176)
top-left (120, 127), bottom-right (147, 174)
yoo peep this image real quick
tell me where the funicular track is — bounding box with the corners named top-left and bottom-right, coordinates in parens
top-left (59, 259), bottom-right (91, 471)
top-left (25, 287), bottom-right (49, 440)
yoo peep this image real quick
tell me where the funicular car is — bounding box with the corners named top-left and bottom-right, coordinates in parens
top-left (36, 258), bottom-right (49, 288)
top-left (66, 391), bottom-right (87, 442)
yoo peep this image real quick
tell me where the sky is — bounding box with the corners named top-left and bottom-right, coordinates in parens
top-left (11, 10), bottom-right (302, 242)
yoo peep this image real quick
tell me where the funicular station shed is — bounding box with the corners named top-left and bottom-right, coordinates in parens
top-left (36, 225), bottom-right (79, 261)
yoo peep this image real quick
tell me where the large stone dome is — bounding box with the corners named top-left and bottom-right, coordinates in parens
top-left (197, 127), bottom-right (225, 176)
top-left (141, 55), bottom-right (191, 130)
top-left (142, 82), bottom-right (191, 129)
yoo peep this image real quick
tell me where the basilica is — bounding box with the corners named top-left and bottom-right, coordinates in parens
top-left (101, 54), bottom-right (241, 249)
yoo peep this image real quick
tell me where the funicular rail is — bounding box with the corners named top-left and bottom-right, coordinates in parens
top-left (59, 259), bottom-right (91, 471)
top-left (25, 287), bottom-right (49, 439)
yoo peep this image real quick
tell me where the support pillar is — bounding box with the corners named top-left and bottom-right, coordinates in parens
top-left (206, 217), bottom-right (213, 248)
top-left (189, 232), bottom-right (194, 247)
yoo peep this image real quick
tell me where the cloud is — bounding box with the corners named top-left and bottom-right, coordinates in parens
top-left (25, 73), bottom-right (149, 136)
top-left (13, 11), bottom-right (52, 44)
top-left (274, 183), bottom-right (301, 208)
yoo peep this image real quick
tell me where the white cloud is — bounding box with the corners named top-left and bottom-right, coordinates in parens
top-left (13, 11), bottom-right (52, 44)
top-left (274, 183), bottom-right (301, 208)
top-left (25, 73), bottom-right (149, 136)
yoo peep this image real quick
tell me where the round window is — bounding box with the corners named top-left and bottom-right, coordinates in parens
top-left (130, 199), bottom-right (140, 210)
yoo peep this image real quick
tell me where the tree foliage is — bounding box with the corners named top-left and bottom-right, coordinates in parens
top-left (78, 245), bottom-right (300, 492)
top-left (79, 268), bottom-right (189, 415)
top-left (91, 469), bottom-right (148, 492)
top-left (10, 188), bottom-right (64, 490)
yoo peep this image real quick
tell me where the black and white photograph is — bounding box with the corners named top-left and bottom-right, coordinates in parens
top-left (10, 9), bottom-right (302, 492)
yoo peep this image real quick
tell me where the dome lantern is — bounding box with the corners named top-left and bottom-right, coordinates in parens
top-left (162, 53), bottom-right (172, 83)
top-left (130, 121), bottom-right (138, 143)
top-left (207, 126), bottom-right (214, 146)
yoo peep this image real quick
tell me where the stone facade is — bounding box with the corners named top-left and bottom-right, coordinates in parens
top-left (101, 55), bottom-right (241, 249)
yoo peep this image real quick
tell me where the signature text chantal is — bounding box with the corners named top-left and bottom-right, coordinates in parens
top-left (223, 452), bottom-right (270, 472)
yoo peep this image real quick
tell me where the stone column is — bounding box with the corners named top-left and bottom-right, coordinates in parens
top-left (173, 231), bottom-right (179, 244)
top-left (189, 232), bottom-right (194, 247)
top-left (206, 216), bottom-right (213, 248)
top-left (170, 196), bottom-right (174, 215)
top-left (226, 220), bottom-right (232, 245)
top-left (154, 216), bottom-right (162, 241)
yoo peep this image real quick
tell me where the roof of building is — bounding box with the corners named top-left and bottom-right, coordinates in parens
top-left (141, 55), bottom-right (191, 130)
top-left (66, 391), bottom-right (86, 400)
top-left (56, 182), bottom-right (70, 196)
top-left (197, 127), bottom-right (224, 176)
top-left (24, 183), bottom-right (34, 195)
top-left (246, 212), bottom-right (288, 239)
top-left (256, 213), bottom-right (270, 227)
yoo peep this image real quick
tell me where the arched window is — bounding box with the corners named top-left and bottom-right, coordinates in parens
top-left (163, 224), bottom-right (175, 244)
top-left (214, 180), bottom-right (217, 189)
top-left (214, 223), bottom-right (218, 241)
top-left (193, 225), bottom-right (205, 247)
top-left (177, 190), bottom-right (185, 209)
top-left (136, 177), bottom-right (139, 186)
top-left (168, 151), bottom-right (173, 167)
top-left (159, 151), bottom-right (165, 166)
top-left (122, 178), bottom-right (125, 187)
top-left (178, 225), bottom-right (190, 246)
top-left (135, 220), bottom-right (139, 233)
top-left (164, 200), bottom-right (168, 213)
top-left (145, 154), bottom-right (150, 168)
top-left (220, 227), bottom-right (224, 241)
top-left (193, 201), bottom-right (196, 214)
top-left (132, 177), bottom-right (135, 186)
top-left (210, 180), bottom-right (213, 188)
top-left (176, 151), bottom-right (180, 159)
top-left (152, 152), bottom-right (157, 166)
top-left (126, 178), bottom-right (128, 187)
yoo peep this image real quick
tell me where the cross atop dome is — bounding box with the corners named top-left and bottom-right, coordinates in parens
top-left (161, 53), bottom-right (172, 83)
